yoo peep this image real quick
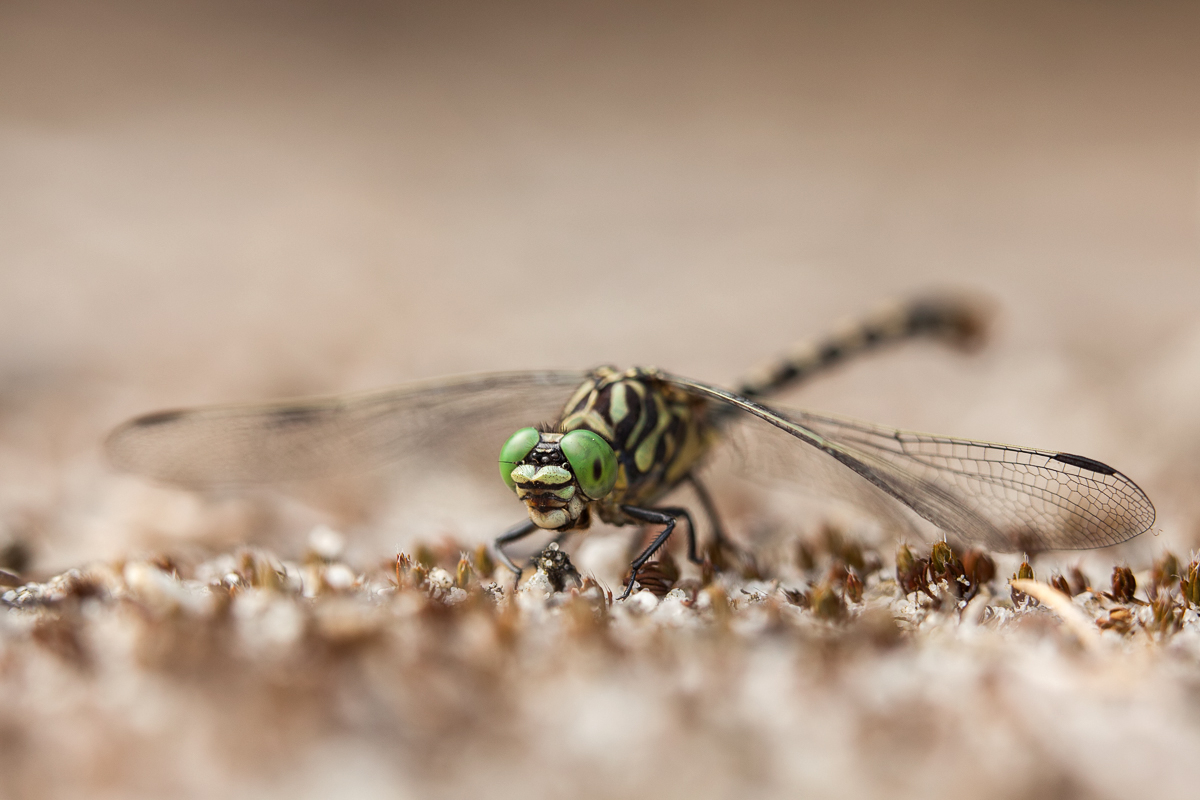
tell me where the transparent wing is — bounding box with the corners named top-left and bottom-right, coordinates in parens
top-left (714, 413), bottom-right (928, 540)
top-left (670, 375), bottom-right (1156, 553)
top-left (105, 371), bottom-right (589, 488)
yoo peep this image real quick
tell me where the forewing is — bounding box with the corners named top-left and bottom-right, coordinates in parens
top-left (669, 375), bottom-right (1156, 552)
top-left (105, 370), bottom-right (589, 488)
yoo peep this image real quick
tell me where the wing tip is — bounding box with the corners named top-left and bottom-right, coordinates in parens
top-left (102, 408), bottom-right (192, 477)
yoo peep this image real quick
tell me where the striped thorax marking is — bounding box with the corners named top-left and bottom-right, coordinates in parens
top-left (559, 367), bottom-right (714, 523)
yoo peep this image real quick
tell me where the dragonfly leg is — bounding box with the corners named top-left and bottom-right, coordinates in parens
top-left (656, 506), bottom-right (697, 563)
top-left (492, 518), bottom-right (539, 581)
top-left (686, 474), bottom-right (741, 557)
top-left (619, 505), bottom-right (692, 599)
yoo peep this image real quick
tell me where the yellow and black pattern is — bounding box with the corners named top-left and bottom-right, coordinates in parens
top-left (558, 367), bottom-right (714, 522)
top-left (736, 295), bottom-right (988, 400)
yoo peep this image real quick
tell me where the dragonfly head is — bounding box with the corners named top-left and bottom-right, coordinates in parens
top-left (499, 427), bottom-right (618, 530)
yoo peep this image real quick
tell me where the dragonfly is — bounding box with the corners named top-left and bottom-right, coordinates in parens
top-left (105, 296), bottom-right (1156, 599)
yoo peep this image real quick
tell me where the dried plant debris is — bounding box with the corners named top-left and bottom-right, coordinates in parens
top-left (5, 532), bottom-right (1200, 798)
top-left (1109, 566), bottom-right (1138, 604)
top-left (5, 534), bottom-right (1195, 649)
top-left (536, 542), bottom-right (583, 593)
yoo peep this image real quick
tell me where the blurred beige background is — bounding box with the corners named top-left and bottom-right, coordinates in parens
top-left (2, 0), bottom-right (1199, 571)
top-left (6, 5), bottom-right (1200, 800)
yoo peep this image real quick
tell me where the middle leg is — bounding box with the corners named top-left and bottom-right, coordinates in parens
top-left (619, 505), bottom-right (695, 599)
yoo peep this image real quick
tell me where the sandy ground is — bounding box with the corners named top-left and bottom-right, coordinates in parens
top-left (2, 1), bottom-right (1200, 798)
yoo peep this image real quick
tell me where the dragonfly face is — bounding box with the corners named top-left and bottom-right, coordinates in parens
top-left (499, 427), bottom-right (617, 530)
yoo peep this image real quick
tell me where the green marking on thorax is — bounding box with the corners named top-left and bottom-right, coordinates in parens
top-left (609, 382), bottom-right (628, 423)
top-left (623, 381), bottom-right (649, 446)
top-left (635, 393), bottom-right (672, 472)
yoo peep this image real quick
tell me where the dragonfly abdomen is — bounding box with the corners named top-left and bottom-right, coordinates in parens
top-left (736, 295), bottom-right (989, 400)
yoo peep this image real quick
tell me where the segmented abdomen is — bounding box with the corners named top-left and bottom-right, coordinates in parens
top-left (735, 295), bottom-right (988, 400)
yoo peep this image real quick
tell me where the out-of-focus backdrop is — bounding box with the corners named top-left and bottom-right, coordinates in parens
top-left (4, 0), bottom-right (1199, 568)
top-left (3, 1), bottom-right (1200, 796)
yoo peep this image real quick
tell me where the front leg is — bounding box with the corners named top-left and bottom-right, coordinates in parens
top-left (491, 519), bottom-right (539, 584)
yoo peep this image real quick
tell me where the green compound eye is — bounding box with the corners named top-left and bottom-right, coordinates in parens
top-left (499, 427), bottom-right (541, 491)
top-left (560, 429), bottom-right (618, 500)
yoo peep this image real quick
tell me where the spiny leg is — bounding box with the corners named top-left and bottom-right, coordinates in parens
top-left (659, 506), bottom-right (698, 564)
top-left (627, 505), bottom-right (697, 563)
top-left (619, 505), bottom-right (693, 599)
top-left (492, 518), bottom-right (538, 581)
